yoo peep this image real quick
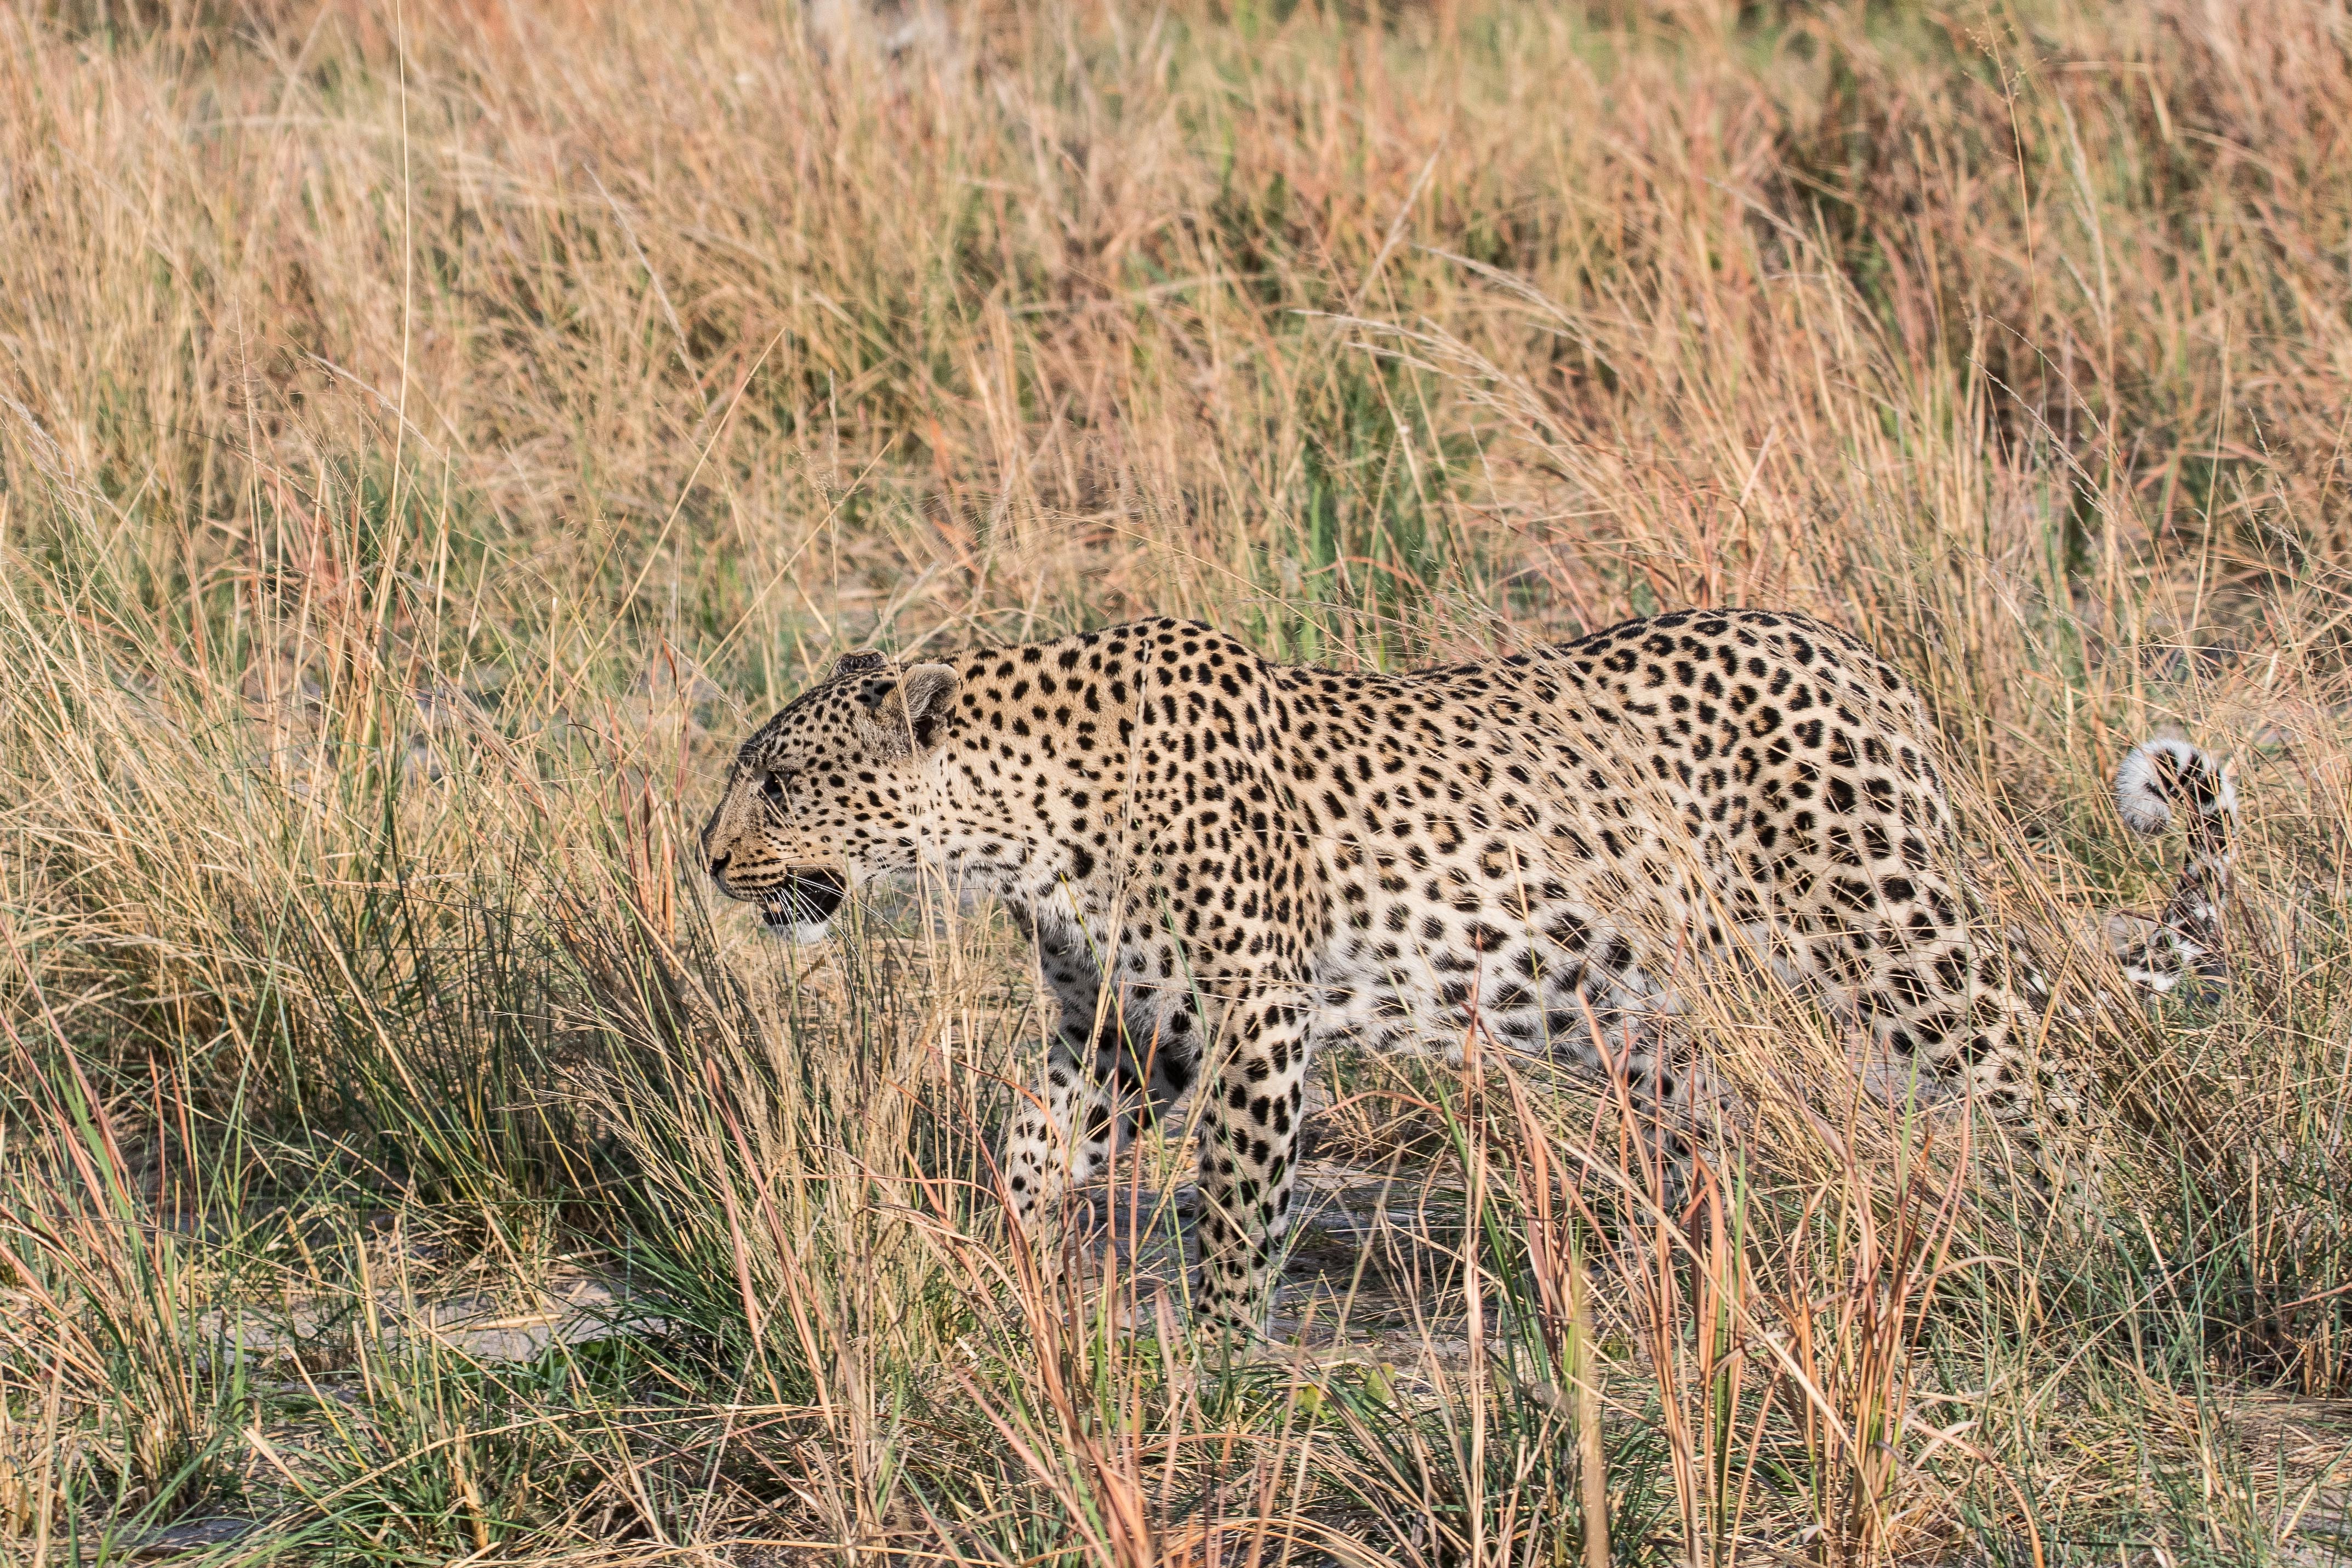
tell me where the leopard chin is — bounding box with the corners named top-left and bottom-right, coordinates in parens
top-left (757, 905), bottom-right (836, 944)
top-left (747, 866), bottom-right (847, 944)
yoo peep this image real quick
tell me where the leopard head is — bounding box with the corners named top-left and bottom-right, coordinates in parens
top-left (699, 649), bottom-right (964, 942)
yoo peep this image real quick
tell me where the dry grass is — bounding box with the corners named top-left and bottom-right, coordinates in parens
top-left (2, 0), bottom-right (2351, 1560)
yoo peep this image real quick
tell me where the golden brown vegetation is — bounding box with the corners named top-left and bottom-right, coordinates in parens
top-left (1, 0), bottom-right (2349, 1560)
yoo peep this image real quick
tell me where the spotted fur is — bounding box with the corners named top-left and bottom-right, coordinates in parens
top-left (699, 611), bottom-right (2231, 1330)
top-left (2104, 738), bottom-right (2235, 993)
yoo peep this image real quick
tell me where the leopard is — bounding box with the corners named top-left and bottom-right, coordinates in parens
top-left (697, 609), bottom-right (2235, 1331)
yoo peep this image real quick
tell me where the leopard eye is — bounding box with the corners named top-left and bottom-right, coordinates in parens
top-left (760, 772), bottom-right (789, 803)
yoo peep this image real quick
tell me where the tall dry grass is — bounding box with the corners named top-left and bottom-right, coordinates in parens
top-left (2, 0), bottom-right (2350, 1559)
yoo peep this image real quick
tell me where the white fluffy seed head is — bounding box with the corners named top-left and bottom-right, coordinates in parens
top-left (2115, 737), bottom-right (2233, 836)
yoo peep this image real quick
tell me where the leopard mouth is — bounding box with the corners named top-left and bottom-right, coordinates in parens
top-left (756, 867), bottom-right (847, 937)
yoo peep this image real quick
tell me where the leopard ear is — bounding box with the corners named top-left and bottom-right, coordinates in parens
top-left (833, 648), bottom-right (887, 677)
top-left (857, 664), bottom-right (963, 752)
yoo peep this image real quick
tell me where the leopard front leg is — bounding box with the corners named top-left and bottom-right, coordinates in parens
top-left (1003, 1024), bottom-right (1198, 1233)
top-left (1000, 940), bottom-right (1197, 1275)
top-left (999, 1034), bottom-right (1095, 1258)
top-left (1191, 984), bottom-right (1314, 1335)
